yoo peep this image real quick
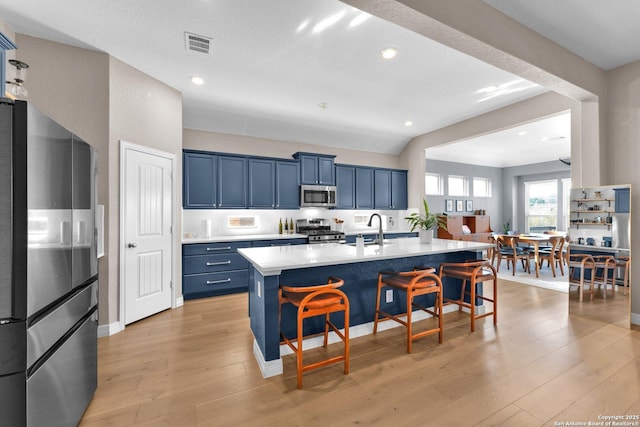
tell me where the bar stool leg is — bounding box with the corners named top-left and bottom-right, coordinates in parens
top-left (373, 276), bottom-right (382, 334)
top-left (406, 288), bottom-right (413, 353)
top-left (470, 280), bottom-right (476, 332)
top-left (297, 312), bottom-right (304, 389)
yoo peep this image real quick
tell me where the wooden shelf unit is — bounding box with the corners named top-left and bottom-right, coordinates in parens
top-left (438, 215), bottom-right (494, 243)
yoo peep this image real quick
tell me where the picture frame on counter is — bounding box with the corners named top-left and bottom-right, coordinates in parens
top-left (445, 199), bottom-right (454, 212)
top-left (466, 200), bottom-right (473, 212)
top-left (456, 200), bottom-right (464, 212)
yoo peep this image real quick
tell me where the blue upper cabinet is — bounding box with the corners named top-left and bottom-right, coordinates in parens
top-left (374, 169), bottom-right (391, 209)
top-left (335, 165), bottom-right (355, 209)
top-left (248, 158), bottom-right (275, 208)
top-left (293, 152), bottom-right (335, 185)
top-left (218, 155), bottom-right (247, 208)
top-left (275, 160), bottom-right (299, 209)
top-left (391, 170), bottom-right (408, 210)
top-left (355, 167), bottom-right (374, 209)
top-left (614, 187), bottom-right (630, 213)
top-left (184, 152), bottom-right (217, 208)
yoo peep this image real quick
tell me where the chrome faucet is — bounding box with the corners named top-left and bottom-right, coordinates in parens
top-left (367, 213), bottom-right (384, 246)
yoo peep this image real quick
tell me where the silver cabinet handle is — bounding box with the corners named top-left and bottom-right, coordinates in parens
top-left (127, 243), bottom-right (137, 248)
top-left (206, 246), bottom-right (231, 251)
top-left (206, 260), bottom-right (231, 266)
top-left (206, 278), bottom-right (231, 285)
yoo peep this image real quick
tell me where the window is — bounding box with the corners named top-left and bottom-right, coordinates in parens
top-left (473, 177), bottom-right (492, 197)
top-left (448, 175), bottom-right (468, 196)
top-left (425, 173), bottom-right (443, 195)
top-left (525, 180), bottom-right (558, 232)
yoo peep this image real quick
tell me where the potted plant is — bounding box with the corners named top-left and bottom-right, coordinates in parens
top-left (405, 199), bottom-right (447, 243)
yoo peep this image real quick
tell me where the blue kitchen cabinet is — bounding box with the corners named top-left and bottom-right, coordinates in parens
top-left (182, 241), bottom-right (251, 299)
top-left (335, 165), bottom-right (355, 209)
top-left (250, 238), bottom-right (307, 247)
top-left (275, 160), bottom-right (299, 208)
top-left (218, 155), bottom-right (247, 208)
top-left (249, 158), bottom-right (275, 208)
top-left (355, 167), bottom-right (374, 209)
top-left (183, 152), bottom-right (217, 208)
top-left (293, 152), bottom-right (335, 185)
top-left (614, 187), bottom-right (630, 213)
top-left (374, 169), bottom-right (392, 209)
top-left (391, 170), bottom-right (408, 210)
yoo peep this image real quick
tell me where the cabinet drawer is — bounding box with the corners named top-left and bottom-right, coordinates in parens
top-left (183, 253), bottom-right (248, 274)
top-left (183, 241), bottom-right (250, 256)
top-left (183, 270), bottom-right (249, 299)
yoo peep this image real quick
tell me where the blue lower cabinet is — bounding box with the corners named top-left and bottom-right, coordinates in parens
top-left (251, 238), bottom-right (307, 247)
top-left (182, 241), bottom-right (251, 299)
top-left (183, 270), bottom-right (249, 300)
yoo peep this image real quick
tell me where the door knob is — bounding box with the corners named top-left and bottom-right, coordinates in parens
top-left (127, 242), bottom-right (137, 248)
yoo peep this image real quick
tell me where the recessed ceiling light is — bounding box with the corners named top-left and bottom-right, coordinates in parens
top-left (404, 120), bottom-right (413, 127)
top-left (318, 102), bottom-right (328, 109)
top-left (517, 131), bottom-right (528, 136)
top-left (541, 136), bottom-right (550, 141)
top-left (381, 47), bottom-right (398, 59)
top-left (191, 76), bottom-right (205, 85)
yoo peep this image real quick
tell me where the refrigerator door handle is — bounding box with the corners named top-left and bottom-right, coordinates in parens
top-left (127, 243), bottom-right (137, 248)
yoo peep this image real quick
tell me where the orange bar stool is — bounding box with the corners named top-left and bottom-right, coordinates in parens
top-left (568, 254), bottom-right (595, 302)
top-left (438, 260), bottom-right (497, 332)
top-left (592, 255), bottom-right (616, 298)
top-left (279, 277), bottom-right (349, 389)
top-left (373, 268), bottom-right (443, 353)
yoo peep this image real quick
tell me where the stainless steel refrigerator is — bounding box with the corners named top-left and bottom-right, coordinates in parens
top-left (0, 99), bottom-right (98, 426)
top-left (612, 213), bottom-right (630, 250)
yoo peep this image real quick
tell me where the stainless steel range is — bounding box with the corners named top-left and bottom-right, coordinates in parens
top-left (296, 218), bottom-right (345, 244)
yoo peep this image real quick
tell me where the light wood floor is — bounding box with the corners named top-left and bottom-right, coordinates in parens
top-left (80, 279), bottom-right (640, 426)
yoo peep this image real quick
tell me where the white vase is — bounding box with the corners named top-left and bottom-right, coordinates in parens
top-left (419, 229), bottom-right (433, 244)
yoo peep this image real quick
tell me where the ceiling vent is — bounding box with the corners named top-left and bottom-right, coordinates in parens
top-left (185, 32), bottom-right (212, 54)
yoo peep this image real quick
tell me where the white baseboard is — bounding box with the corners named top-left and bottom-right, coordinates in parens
top-left (97, 321), bottom-right (122, 338)
top-left (175, 295), bottom-right (184, 308)
top-left (631, 312), bottom-right (640, 326)
top-left (253, 339), bottom-right (283, 378)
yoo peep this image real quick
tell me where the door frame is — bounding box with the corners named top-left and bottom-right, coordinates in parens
top-left (119, 140), bottom-right (177, 331)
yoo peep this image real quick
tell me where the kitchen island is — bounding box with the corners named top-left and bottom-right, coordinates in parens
top-left (238, 237), bottom-right (493, 377)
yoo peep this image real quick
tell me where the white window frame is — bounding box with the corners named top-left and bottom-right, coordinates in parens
top-left (473, 177), bottom-right (492, 197)
top-left (425, 172), bottom-right (443, 195)
top-left (448, 175), bottom-right (469, 197)
top-left (524, 179), bottom-right (558, 233)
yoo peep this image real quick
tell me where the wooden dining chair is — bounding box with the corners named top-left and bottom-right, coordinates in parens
top-left (495, 235), bottom-right (531, 275)
top-left (538, 235), bottom-right (565, 277)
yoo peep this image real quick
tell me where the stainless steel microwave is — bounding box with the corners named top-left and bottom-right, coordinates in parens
top-left (300, 185), bottom-right (337, 208)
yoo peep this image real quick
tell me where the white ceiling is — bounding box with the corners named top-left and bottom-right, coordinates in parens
top-left (484, 0), bottom-right (640, 71)
top-left (425, 112), bottom-right (571, 168)
top-left (0, 1), bottom-right (636, 161)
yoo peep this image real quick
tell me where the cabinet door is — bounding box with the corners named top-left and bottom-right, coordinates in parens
top-left (355, 167), bottom-right (374, 209)
top-left (248, 158), bottom-right (275, 208)
top-left (298, 154), bottom-right (318, 184)
top-left (275, 160), bottom-right (299, 209)
top-left (614, 188), bottom-right (630, 213)
top-left (318, 156), bottom-right (335, 185)
top-left (391, 170), bottom-right (407, 210)
top-left (374, 169), bottom-right (391, 209)
top-left (218, 156), bottom-right (247, 208)
top-left (183, 152), bottom-right (216, 208)
top-left (335, 165), bottom-right (355, 209)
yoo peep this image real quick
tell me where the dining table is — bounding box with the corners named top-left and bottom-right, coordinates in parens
top-left (517, 234), bottom-right (553, 278)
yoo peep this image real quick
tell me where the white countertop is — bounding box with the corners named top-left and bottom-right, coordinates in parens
top-left (237, 237), bottom-right (492, 276)
top-left (569, 244), bottom-right (629, 254)
top-left (182, 233), bottom-right (307, 244)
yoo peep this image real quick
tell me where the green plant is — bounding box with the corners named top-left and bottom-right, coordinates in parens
top-left (405, 199), bottom-right (447, 232)
top-left (503, 219), bottom-right (511, 234)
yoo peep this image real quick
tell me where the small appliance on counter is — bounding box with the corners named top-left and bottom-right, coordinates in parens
top-left (296, 218), bottom-right (345, 243)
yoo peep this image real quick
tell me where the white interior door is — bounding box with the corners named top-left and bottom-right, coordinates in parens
top-left (122, 144), bottom-right (173, 325)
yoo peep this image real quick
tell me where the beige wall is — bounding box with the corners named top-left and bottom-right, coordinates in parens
top-left (184, 129), bottom-right (400, 169)
top-left (10, 34), bottom-right (183, 326)
top-left (606, 59), bottom-right (640, 314)
top-left (14, 34), bottom-right (112, 323)
top-left (108, 57), bottom-right (183, 324)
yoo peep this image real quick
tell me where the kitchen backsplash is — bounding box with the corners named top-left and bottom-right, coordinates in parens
top-left (182, 208), bottom-right (413, 239)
